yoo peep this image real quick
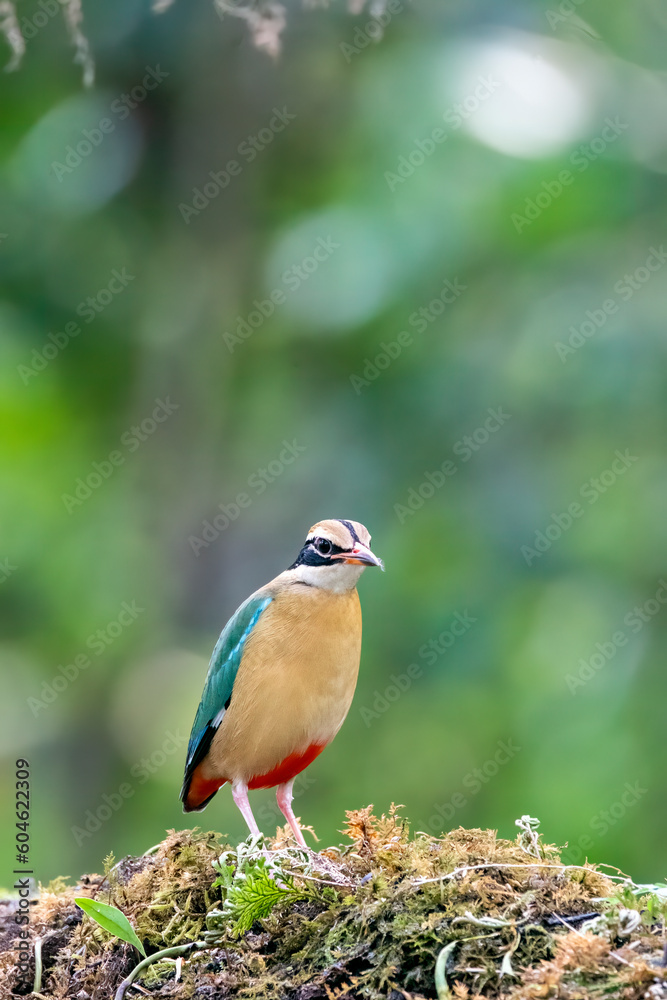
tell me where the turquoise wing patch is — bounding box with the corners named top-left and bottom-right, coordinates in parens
top-left (180, 592), bottom-right (272, 802)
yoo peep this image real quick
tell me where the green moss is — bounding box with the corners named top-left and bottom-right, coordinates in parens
top-left (2, 810), bottom-right (666, 1000)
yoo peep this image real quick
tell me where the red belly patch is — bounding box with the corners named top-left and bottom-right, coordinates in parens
top-left (248, 743), bottom-right (326, 790)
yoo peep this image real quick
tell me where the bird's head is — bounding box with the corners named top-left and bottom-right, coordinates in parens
top-left (288, 518), bottom-right (384, 592)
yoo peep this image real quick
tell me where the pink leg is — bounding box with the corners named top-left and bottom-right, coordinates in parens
top-left (231, 780), bottom-right (261, 838)
top-left (276, 779), bottom-right (308, 848)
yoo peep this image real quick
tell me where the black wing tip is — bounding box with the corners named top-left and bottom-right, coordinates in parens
top-left (181, 792), bottom-right (218, 813)
top-left (179, 778), bottom-right (192, 810)
top-left (180, 775), bottom-right (220, 813)
top-left (181, 800), bottom-right (202, 814)
top-left (178, 724), bottom-right (217, 809)
top-left (179, 722), bottom-right (223, 813)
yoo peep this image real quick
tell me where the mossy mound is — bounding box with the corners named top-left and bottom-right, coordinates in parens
top-left (2, 808), bottom-right (666, 999)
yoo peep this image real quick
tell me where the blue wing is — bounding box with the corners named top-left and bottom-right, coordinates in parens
top-left (180, 592), bottom-right (272, 809)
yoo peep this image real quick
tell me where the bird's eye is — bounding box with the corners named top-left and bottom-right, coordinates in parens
top-left (314, 538), bottom-right (332, 555)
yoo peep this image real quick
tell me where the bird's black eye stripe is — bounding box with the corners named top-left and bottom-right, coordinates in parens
top-left (288, 537), bottom-right (347, 568)
top-left (310, 537), bottom-right (347, 558)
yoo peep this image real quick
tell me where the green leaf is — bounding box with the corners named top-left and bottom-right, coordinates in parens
top-left (223, 868), bottom-right (301, 935)
top-left (211, 858), bottom-right (236, 891)
top-left (434, 940), bottom-right (458, 999)
top-left (74, 897), bottom-right (146, 957)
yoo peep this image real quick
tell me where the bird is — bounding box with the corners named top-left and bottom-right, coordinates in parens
top-left (180, 518), bottom-right (383, 848)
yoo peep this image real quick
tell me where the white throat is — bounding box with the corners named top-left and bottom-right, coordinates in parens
top-left (290, 561), bottom-right (366, 594)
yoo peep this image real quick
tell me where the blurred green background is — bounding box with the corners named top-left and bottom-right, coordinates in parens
top-left (2, 0), bottom-right (667, 887)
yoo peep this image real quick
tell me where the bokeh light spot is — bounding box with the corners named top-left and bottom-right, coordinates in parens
top-left (451, 36), bottom-right (591, 159)
top-left (264, 206), bottom-right (398, 333)
top-left (10, 93), bottom-right (143, 215)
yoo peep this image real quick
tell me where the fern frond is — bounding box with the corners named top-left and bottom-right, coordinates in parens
top-left (223, 867), bottom-right (304, 935)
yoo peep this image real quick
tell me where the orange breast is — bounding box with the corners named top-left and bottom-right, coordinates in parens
top-left (206, 583), bottom-right (362, 786)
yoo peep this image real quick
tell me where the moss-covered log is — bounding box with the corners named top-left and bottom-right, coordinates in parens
top-left (2, 807), bottom-right (666, 999)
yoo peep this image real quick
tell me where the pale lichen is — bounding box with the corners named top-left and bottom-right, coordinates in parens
top-left (1, 811), bottom-right (665, 999)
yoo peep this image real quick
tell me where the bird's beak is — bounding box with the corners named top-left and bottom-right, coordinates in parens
top-left (338, 544), bottom-right (384, 571)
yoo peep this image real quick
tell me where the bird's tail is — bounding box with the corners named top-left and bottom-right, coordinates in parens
top-left (180, 766), bottom-right (226, 813)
